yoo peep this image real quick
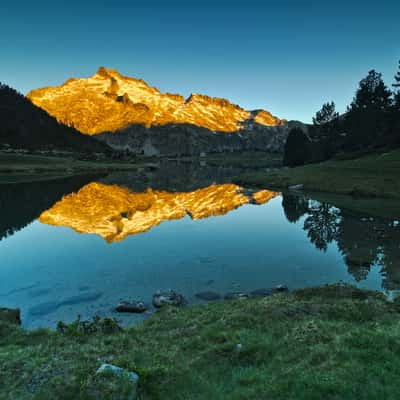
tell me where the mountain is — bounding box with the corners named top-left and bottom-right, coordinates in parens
top-left (0, 83), bottom-right (110, 153)
top-left (39, 182), bottom-right (278, 242)
top-left (28, 68), bottom-right (306, 156)
top-left (28, 67), bottom-right (285, 134)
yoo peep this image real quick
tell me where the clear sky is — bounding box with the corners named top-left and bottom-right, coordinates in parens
top-left (1, 0), bottom-right (399, 122)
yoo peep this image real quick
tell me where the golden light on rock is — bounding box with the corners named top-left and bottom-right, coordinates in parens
top-left (27, 67), bottom-right (285, 135)
top-left (39, 183), bottom-right (279, 243)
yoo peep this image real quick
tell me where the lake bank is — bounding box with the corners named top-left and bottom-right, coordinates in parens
top-left (1, 284), bottom-right (400, 399)
top-left (235, 148), bottom-right (400, 199)
top-left (0, 151), bottom-right (281, 184)
top-left (0, 152), bottom-right (144, 180)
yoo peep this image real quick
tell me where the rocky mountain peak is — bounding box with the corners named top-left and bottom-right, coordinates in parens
top-left (27, 67), bottom-right (285, 135)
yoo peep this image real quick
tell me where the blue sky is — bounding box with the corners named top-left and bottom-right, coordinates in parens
top-left (1, 0), bottom-right (399, 122)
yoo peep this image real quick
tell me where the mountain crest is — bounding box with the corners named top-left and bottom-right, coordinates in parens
top-left (28, 67), bottom-right (285, 135)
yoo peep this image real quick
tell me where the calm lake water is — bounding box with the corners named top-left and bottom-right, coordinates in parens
top-left (1, 162), bottom-right (399, 328)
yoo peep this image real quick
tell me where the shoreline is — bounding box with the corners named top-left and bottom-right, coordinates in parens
top-left (235, 148), bottom-right (400, 199)
top-left (1, 283), bottom-right (399, 398)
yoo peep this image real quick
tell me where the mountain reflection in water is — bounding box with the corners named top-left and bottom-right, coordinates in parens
top-left (1, 165), bottom-right (400, 328)
top-left (39, 183), bottom-right (278, 242)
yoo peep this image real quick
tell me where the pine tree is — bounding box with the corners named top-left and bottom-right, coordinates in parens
top-left (391, 60), bottom-right (400, 145)
top-left (312, 102), bottom-right (339, 126)
top-left (345, 70), bottom-right (392, 148)
top-left (348, 70), bottom-right (392, 113)
top-left (283, 128), bottom-right (310, 167)
top-left (393, 60), bottom-right (400, 89)
top-left (393, 60), bottom-right (400, 110)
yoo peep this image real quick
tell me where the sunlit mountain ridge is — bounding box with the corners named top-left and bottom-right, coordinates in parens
top-left (27, 67), bottom-right (285, 135)
top-left (39, 183), bottom-right (279, 242)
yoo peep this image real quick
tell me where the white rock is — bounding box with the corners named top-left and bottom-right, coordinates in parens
top-left (96, 363), bottom-right (139, 399)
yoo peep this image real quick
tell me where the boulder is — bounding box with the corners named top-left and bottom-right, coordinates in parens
top-left (115, 301), bottom-right (147, 313)
top-left (96, 363), bottom-right (138, 400)
top-left (152, 290), bottom-right (185, 308)
top-left (0, 307), bottom-right (21, 325)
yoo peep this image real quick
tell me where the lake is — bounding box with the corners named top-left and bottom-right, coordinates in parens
top-left (1, 161), bottom-right (399, 329)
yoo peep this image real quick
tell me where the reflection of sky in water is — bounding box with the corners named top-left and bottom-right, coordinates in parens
top-left (0, 195), bottom-right (390, 329)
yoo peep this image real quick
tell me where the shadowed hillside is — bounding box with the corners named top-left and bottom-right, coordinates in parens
top-left (0, 83), bottom-right (110, 153)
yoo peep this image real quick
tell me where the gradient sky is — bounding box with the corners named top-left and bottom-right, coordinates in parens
top-left (1, 0), bottom-right (399, 122)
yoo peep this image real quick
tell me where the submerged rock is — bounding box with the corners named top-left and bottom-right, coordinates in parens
top-left (29, 288), bottom-right (52, 298)
top-left (0, 307), bottom-right (21, 325)
top-left (195, 291), bottom-right (221, 301)
top-left (152, 290), bottom-right (185, 308)
top-left (274, 284), bottom-right (289, 293)
top-left (29, 292), bottom-right (102, 317)
top-left (250, 288), bottom-right (274, 298)
top-left (224, 292), bottom-right (249, 300)
top-left (116, 301), bottom-right (147, 313)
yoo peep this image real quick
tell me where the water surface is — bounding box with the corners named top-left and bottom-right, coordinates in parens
top-left (1, 163), bottom-right (399, 328)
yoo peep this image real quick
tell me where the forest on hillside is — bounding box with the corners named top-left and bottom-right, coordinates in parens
top-left (0, 83), bottom-right (110, 153)
top-left (284, 61), bottom-right (400, 166)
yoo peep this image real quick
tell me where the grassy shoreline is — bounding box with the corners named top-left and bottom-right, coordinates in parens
top-left (0, 152), bottom-right (143, 173)
top-left (235, 148), bottom-right (400, 199)
top-left (2, 284), bottom-right (400, 399)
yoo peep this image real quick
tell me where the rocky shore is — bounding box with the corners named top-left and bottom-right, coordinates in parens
top-left (1, 283), bottom-right (398, 399)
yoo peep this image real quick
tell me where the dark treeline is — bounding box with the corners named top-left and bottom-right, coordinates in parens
top-left (284, 61), bottom-right (400, 166)
top-left (0, 174), bottom-right (102, 241)
top-left (0, 83), bottom-right (110, 153)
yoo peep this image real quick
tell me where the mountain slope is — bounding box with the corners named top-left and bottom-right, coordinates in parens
top-left (0, 83), bottom-right (110, 153)
top-left (27, 67), bottom-right (285, 135)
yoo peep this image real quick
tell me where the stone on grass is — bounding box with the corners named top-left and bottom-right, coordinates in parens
top-left (96, 363), bottom-right (139, 400)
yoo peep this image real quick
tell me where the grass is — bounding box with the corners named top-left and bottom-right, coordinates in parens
top-left (2, 284), bottom-right (400, 399)
top-left (235, 148), bottom-right (400, 199)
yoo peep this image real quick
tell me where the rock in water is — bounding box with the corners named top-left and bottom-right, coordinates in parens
top-left (224, 292), bottom-right (249, 300)
top-left (0, 307), bottom-right (21, 325)
top-left (152, 290), bottom-right (185, 308)
top-left (195, 291), bottom-right (221, 301)
top-left (116, 301), bottom-right (147, 313)
top-left (96, 363), bottom-right (139, 400)
top-left (275, 285), bottom-right (289, 292)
